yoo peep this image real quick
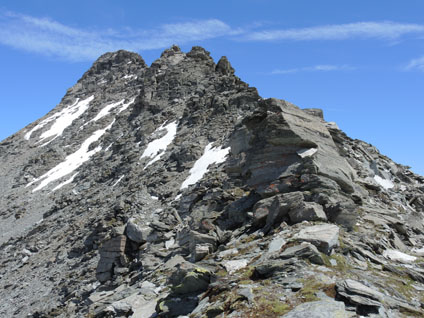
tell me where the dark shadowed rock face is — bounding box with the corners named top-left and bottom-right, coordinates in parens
top-left (1, 46), bottom-right (424, 318)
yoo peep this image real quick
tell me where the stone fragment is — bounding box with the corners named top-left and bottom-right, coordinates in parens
top-left (156, 296), bottom-right (199, 318)
top-left (191, 296), bottom-right (210, 316)
top-left (295, 224), bottom-right (339, 254)
top-left (172, 267), bottom-right (211, 295)
top-left (189, 230), bottom-right (218, 255)
top-left (282, 300), bottom-right (348, 318)
top-left (253, 259), bottom-right (295, 279)
top-left (238, 288), bottom-right (254, 303)
top-left (336, 279), bottom-right (382, 308)
top-left (125, 218), bottom-right (155, 243)
top-left (96, 235), bottom-right (127, 282)
top-left (222, 259), bottom-right (248, 274)
top-left (253, 192), bottom-right (303, 229)
top-left (288, 201), bottom-right (327, 224)
top-left (280, 242), bottom-right (324, 265)
top-left (226, 191), bottom-right (262, 227)
top-left (193, 244), bottom-right (212, 262)
top-left (412, 247), bottom-right (424, 256)
top-left (382, 249), bottom-right (417, 263)
top-left (268, 236), bottom-right (287, 253)
top-left (391, 232), bottom-right (408, 252)
top-left (218, 248), bottom-right (239, 258)
top-left (296, 147), bottom-right (318, 158)
top-left (109, 301), bottom-right (133, 315)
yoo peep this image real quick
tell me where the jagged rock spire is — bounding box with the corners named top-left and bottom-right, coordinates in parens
top-left (216, 56), bottom-right (235, 75)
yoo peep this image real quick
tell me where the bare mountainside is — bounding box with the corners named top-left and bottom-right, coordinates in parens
top-left (1, 46), bottom-right (424, 318)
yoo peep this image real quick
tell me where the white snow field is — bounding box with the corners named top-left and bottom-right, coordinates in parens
top-left (180, 142), bottom-right (230, 189)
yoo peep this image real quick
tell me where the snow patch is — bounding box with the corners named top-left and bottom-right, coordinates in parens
top-left (52, 173), bottom-right (78, 192)
top-left (123, 74), bottom-right (137, 80)
top-left (374, 175), bottom-right (394, 190)
top-left (297, 148), bottom-right (318, 158)
top-left (27, 120), bottom-right (114, 192)
top-left (88, 98), bottom-right (135, 124)
top-left (180, 143), bottom-right (230, 189)
top-left (105, 143), bottom-right (113, 152)
top-left (141, 121), bottom-right (178, 168)
top-left (383, 249), bottom-right (417, 263)
top-left (165, 238), bottom-right (175, 249)
top-left (25, 96), bottom-right (94, 145)
top-left (112, 175), bottom-right (125, 187)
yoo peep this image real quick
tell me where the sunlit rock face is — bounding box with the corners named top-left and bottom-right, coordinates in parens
top-left (1, 46), bottom-right (424, 318)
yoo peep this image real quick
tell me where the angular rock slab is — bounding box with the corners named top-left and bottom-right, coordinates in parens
top-left (336, 279), bottom-right (383, 308)
top-left (295, 224), bottom-right (339, 255)
top-left (382, 249), bottom-right (417, 263)
top-left (223, 259), bottom-right (249, 274)
top-left (280, 242), bottom-right (324, 265)
top-left (288, 201), bottom-right (327, 224)
top-left (96, 235), bottom-right (127, 282)
top-left (253, 192), bottom-right (303, 229)
top-left (125, 218), bottom-right (155, 243)
top-left (281, 300), bottom-right (348, 318)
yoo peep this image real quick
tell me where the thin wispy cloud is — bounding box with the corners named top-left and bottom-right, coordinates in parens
top-left (1, 11), bottom-right (424, 64)
top-left (0, 11), bottom-right (236, 61)
top-left (246, 21), bottom-right (424, 41)
top-left (271, 64), bottom-right (355, 74)
top-left (405, 56), bottom-right (424, 71)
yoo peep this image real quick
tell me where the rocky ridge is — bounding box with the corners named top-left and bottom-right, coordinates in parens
top-left (0, 45), bottom-right (424, 317)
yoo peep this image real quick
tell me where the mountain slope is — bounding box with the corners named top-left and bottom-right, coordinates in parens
top-left (1, 46), bottom-right (423, 318)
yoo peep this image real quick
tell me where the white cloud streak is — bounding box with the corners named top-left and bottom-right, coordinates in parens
top-left (405, 56), bottom-right (424, 71)
top-left (1, 11), bottom-right (424, 63)
top-left (271, 64), bottom-right (355, 74)
top-left (0, 11), bottom-right (235, 61)
top-left (246, 21), bottom-right (424, 41)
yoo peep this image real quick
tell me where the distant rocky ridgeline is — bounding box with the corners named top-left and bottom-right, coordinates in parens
top-left (0, 45), bottom-right (423, 318)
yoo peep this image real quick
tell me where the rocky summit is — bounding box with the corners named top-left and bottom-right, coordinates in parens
top-left (1, 45), bottom-right (424, 318)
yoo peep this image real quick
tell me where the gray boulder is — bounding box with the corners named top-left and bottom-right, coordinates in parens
top-left (280, 242), bottom-right (324, 265)
top-left (125, 217), bottom-right (155, 243)
top-left (288, 201), bottom-right (327, 224)
top-left (253, 192), bottom-right (303, 229)
top-left (295, 224), bottom-right (339, 254)
top-left (282, 300), bottom-right (348, 318)
top-left (96, 235), bottom-right (127, 282)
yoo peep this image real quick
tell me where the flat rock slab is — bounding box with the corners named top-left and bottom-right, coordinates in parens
top-left (280, 242), bottom-right (324, 265)
top-left (288, 201), bottom-right (327, 224)
top-left (281, 300), bottom-right (348, 318)
top-left (336, 279), bottom-right (382, 308)
top-left (268, 236), bottom-right (287, 253)
top-left (223, 259), bottom-right (249, 274)
top-left (295, 224), bottom-right (339, 254)
top-left (382, 249), bottom-right (417, 263)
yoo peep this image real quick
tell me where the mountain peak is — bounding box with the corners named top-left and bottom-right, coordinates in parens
top-left (80, 49), bottom-right (146, 80)
top-left (1, 46), bottom-right (424, 318)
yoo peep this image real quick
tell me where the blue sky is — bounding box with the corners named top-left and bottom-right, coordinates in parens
top-left (0, 1), bottom-right (423, 175)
